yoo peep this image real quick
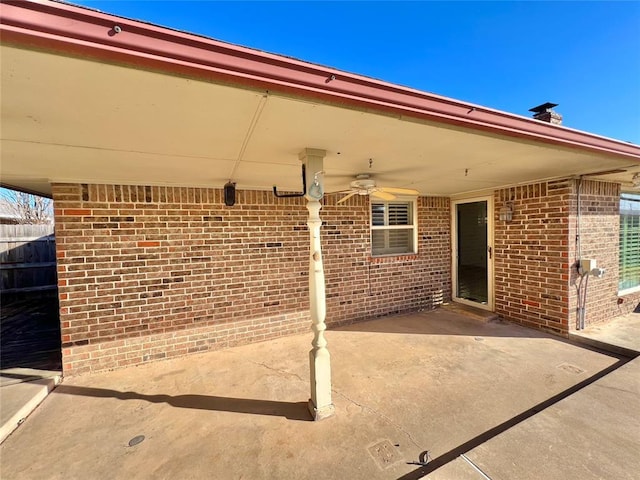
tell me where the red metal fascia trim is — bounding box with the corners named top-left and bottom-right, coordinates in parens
top-left (2, 0), bottom-right (640, 162)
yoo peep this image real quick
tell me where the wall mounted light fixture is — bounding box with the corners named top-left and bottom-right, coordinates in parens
top-left (499, 201), bottom-right (514, 222)
top-left (224, 181), bottom-right (236, 206)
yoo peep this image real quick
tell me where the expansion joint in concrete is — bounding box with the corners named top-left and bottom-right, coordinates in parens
top-left (460, 453), bottom-right (492, 479)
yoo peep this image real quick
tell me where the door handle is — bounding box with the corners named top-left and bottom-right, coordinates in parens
top-left (488, 246), bottom-right (492, 259)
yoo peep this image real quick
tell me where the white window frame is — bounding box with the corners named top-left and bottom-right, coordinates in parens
top-left (370, 197), bottom-right (418, 257)
top-left (619, 193), bottom-right (640, 295)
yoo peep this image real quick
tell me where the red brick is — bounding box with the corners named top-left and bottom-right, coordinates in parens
top-left (63, 208), bottom-right (92, 216)
top-left (52, 182), bottom-right (451, 375)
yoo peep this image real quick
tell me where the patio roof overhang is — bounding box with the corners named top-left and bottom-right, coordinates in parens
top-left (2, 0), bottom-right (640, 198)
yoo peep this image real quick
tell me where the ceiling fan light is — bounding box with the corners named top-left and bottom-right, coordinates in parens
top-left (350, 179), bottom-right (376, 189)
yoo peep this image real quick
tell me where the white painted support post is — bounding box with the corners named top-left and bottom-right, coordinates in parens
top-left (300, 148), bottom-right (335, 421)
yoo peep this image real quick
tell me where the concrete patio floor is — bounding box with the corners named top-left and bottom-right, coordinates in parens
top-left (570, 311), bottom-right (640, 358)
top-left (0, 309), bottom-right (636, 479)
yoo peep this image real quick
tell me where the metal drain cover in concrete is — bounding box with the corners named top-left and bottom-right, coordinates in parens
top-left (368, 439), bottom-right (403, 470)
top-left (557, 363), bottom-right (585, 374)
top-left (128, 435), bottom-right (145, 447)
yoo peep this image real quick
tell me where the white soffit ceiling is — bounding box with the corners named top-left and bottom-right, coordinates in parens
top-left (1, 45), bottom-right (636, 197)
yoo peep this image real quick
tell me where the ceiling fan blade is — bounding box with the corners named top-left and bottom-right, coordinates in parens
top-left (378, 187), bottom-right (420, 195)
top-left (328, 189), bottom-right (356, 195)
top-left (337, 191), bottom-right (358, 204)
top-left (370, 190), bottom-right (396, 201)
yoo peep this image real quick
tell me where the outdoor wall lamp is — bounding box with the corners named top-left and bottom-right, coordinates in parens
top-left (224, 181), bottom-right (236, 206)
top-left (499, 201), bottom-right (514, 222)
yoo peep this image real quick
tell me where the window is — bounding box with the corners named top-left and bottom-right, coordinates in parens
top-left (371, 199), bottom-right (417, 256)
top-left (620, 194), bottom-right (640, 292)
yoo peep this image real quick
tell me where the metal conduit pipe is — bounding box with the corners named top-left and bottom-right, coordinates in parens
top-left (575, 176), bottom-right (584, 330)
top-left (574, 176), bottom-right (606, 330)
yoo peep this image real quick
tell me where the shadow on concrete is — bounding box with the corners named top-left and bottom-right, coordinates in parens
top-left (1, 371), bottom-right (59, 385)
top-left (1, 372), bottom-right (45, 382)
top-left (395, 357), bottom-right (629, 480)
top-left (53, 384), bottom-right (313, 421)
top-left (335, 310), bottom-right (547, 339)
top-left (0, 292), bottom-right (61, 372)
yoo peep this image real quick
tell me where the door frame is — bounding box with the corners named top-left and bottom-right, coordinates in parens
top-left (451, 195), bottom-right (495, 311)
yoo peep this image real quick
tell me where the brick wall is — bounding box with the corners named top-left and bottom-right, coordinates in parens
top-left (494, 180), bottom-right (572, 335)
top-left (568, 180), bottom-right (640, 326)
top-left (53, 183), bottom-right (451, 375)
top-left (617, 290), bottom-right (640, 316)
top-left (495, 178), bottom-right (634, 334)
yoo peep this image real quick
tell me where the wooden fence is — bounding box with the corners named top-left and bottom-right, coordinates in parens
top-left (0, 224), bottom-right (57, 294)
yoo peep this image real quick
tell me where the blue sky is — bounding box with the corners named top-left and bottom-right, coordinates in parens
top-left (70, 1), bottom-right (639, 144)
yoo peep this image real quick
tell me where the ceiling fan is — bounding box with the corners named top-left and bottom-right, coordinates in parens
top-left (335, 174), bottom-right (419, 204)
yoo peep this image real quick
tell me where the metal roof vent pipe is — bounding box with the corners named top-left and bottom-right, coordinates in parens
top-left (529, 102), bottom-right (563, 125)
